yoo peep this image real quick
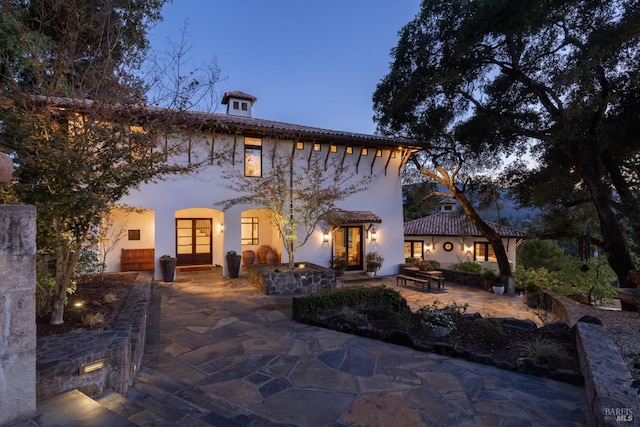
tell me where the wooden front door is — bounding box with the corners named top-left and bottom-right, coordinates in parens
top-left (176, 218), bottom-right (212, 266)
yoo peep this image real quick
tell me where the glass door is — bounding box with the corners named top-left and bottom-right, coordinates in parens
top-left (176, 218), bottom-right (212, 266)
top-left (334, 226), bottom-right (363, 271)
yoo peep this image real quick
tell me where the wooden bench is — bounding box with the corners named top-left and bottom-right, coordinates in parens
top-left (396, 274), bottom-right (431, 291)
top-left (121, 248), bottom-right (155, 271)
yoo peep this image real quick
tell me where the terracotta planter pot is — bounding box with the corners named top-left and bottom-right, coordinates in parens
top-left (257, 245), bottom-right (272, 264)
top-left (242, 250), bottom-right (256, 267)
top-left (266, 250), bottom-right (280, 264)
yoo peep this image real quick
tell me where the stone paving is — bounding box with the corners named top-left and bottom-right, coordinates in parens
top-left (136, 268), bottom-right (590, 426)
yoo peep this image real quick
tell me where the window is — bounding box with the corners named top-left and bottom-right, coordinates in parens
top-left (233, 101), bottom-right (239, 109)
top-left (244, 137), bottom-right (262, 177)
top-left (474, 242), bottom-right (496, 262)
top-left (241, 102), bottom-right (248, 111)
top-left (404, 241), bottom-right (424, 259)
top-left (330, 144), bottom-right (337, 153)
top-left (241, 217), bottom-right (259, 245)
top-left (296, 141), bottom-right (304, 150)
top-left (313, 143), bottom-right (321, 151)
top-left (362, 148), bottom-right (368, 156)
top-left (346, 146), bottom-right (353, 154)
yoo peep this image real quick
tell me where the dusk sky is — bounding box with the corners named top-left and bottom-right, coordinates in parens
top-left (148, 1), bottom-right (422, 135)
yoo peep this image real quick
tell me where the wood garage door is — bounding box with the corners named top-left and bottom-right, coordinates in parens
top-left (176, 218), bottom-right (212, 266)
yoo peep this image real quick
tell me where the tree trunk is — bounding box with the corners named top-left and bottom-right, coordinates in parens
top-left (49, 292), bottom-right (66, 325)
top-left (580, 163), bottom-right (637, 289)
top-left (454, 191), bottom-right (515, 295)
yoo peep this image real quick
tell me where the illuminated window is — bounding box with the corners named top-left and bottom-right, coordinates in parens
top-left (376, 149), bottom-right (382, 157)
top-left (362, 148), bottom-right (368, 156)
top-left (346, 147), bottom-right (353, 154)
top-left (244, 137), bottom-right (262, 177)
top-left (296, 141), bottom-right (304, 150)
top-left (241, 217), bottom-right (259, 245)
top-left (474, 242), bottom-right (496, 262)
top-left (313, 143), bottom-right (321, 151)
top-left (404, 241), bottom-right (423, 259)
top-left (330, 144), bottom-right (337, 153)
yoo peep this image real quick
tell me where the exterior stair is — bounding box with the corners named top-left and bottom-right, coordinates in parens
top-left (8, 366), bottom-right (266, 426)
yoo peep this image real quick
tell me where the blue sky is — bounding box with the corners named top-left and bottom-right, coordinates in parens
top-left (148, 1), bottom-right (422, 135)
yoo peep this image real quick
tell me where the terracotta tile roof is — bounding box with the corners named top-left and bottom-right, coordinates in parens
top-left (404, 212), bottom-right (525, 238)
top-left (36, 95), bottom-right (425, 150)
top-left (326, 209), bottom-right (382, 225)
top-left (222, 91), bottom-right (257, 103)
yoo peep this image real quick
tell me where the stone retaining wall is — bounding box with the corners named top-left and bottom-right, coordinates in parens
top-left (36, 273), bottom-right (152, 399)
top-left (248, 263), bottom-right (336, 295)
top-left (543, 290), bottom-right (637, 426)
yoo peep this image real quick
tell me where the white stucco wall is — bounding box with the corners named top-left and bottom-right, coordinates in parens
top-left (405, 235), bottom-right (518, 270)
top-left (112, 132), bottom-right (407, 279)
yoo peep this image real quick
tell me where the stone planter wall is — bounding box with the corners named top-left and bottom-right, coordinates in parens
top-left (35, 273), bottom-right (153, 399)
top-left (248, 263), bottom-right (336, 295)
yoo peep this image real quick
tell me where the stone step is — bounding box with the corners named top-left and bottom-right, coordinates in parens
top-left (9, 389), bottom-right (137, 427)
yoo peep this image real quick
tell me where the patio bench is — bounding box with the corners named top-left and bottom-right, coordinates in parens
top-left (121, 248), bottom-right (155, 272)
top-left (396, 274), bottom-right (431, 291)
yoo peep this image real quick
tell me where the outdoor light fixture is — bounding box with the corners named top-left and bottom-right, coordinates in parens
top-left (370, 230), bottom-right (378, 241)
top-left (79, 359), bottom-right (105, 375)
top-left (424, 244), bottom-right (432, 253)
top-left (323, 232), bottom-right (331, 243)
top-left (465, 245), bottom-right (473, 254)
top-left (220, 223), bottom-right (224, 233)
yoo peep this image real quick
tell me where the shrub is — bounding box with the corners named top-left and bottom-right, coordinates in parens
top-left (415, 259), bottom-right (440, 271)
top-left (365, 251), bottom-right (384, 272)
top-left (103, 293), bottom-right (118, 304)
top-left (451, 261), bottom-right (482, 273)
top-left (511, 337), bottom-right (570, 366)
top-left (417, 305), bottom-right (455, 329)
top-left (517, 239), bottom-right (566, 271)
top-left (82, 312), bottom-right (105, 328)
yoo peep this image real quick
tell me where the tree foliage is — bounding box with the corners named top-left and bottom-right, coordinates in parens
top-left (0, 0), bottom-right (221, 323)
top-left (373, 0), bottom-right (640, 290)
top-left (218, 147), bottom-right (370, 269)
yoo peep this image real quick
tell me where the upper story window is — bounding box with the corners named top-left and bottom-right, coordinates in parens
top-left (244, 137), bottom-right (262, 177)
top-left (241, 102), bottom-right (248, 111)
top-left (233, 101), bottom-right (239, 109)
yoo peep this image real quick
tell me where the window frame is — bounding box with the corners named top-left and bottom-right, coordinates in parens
top-left (404, 240), bottom-right (424, 260)
top-left (241, 217), bottom-right (259, 245)
top-left (244, 137), bottom-right (262, 177)
top-left (474, 242), bottom-right (496, 262)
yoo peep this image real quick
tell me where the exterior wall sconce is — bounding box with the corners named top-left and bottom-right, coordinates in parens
top-left (370, 230), bottom-right (377, 241)
top-left (465, 245), bottom-right (473, 255)
top-left (424, 244), bottom-right (432, 253)
top-left (220, 223), bottom-right (224, 233)
top-left (323, 232), bottom-right (331, 243)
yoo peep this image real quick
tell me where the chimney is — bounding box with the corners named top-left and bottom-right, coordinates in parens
top-left (221, 91), bottom-right (257, 117)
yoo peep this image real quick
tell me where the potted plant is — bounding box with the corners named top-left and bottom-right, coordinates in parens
top-left (416, 259), bottom-right (440, 271)
top-left (226, 250), bottom-right (242, 278)
top-left (365, 251), bottom-right (384, 277)
top-left (331, 252), bottom-right (349, 277)
top-left (159, 255), bottom-right (177, 282)
top-left (417, 306), bottom-right (455, 337)
top-left (482, 269), bottom-right (500, 292)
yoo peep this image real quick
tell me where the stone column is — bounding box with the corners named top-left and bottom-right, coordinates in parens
top-left (0, 205), bottom-right (37, 425)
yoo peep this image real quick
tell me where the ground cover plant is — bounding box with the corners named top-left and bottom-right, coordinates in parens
top-left (292, 285), bottom-right (582, 384)
top-left (36, 273), bottom-right (135, 337)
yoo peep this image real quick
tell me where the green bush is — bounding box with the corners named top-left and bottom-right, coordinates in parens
top-left (450, 261), bottom-right (482, 273)
top-left (517, 239), bottom-right (565, 271)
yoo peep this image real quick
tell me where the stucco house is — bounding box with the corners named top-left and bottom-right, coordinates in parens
top-left (403, 199), bottom-right (526, 270)
top-left (105, 91), bottom-right (425, 279)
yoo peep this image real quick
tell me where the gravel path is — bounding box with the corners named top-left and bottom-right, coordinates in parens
top-left (580, 305), bottom-right (640, 380)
